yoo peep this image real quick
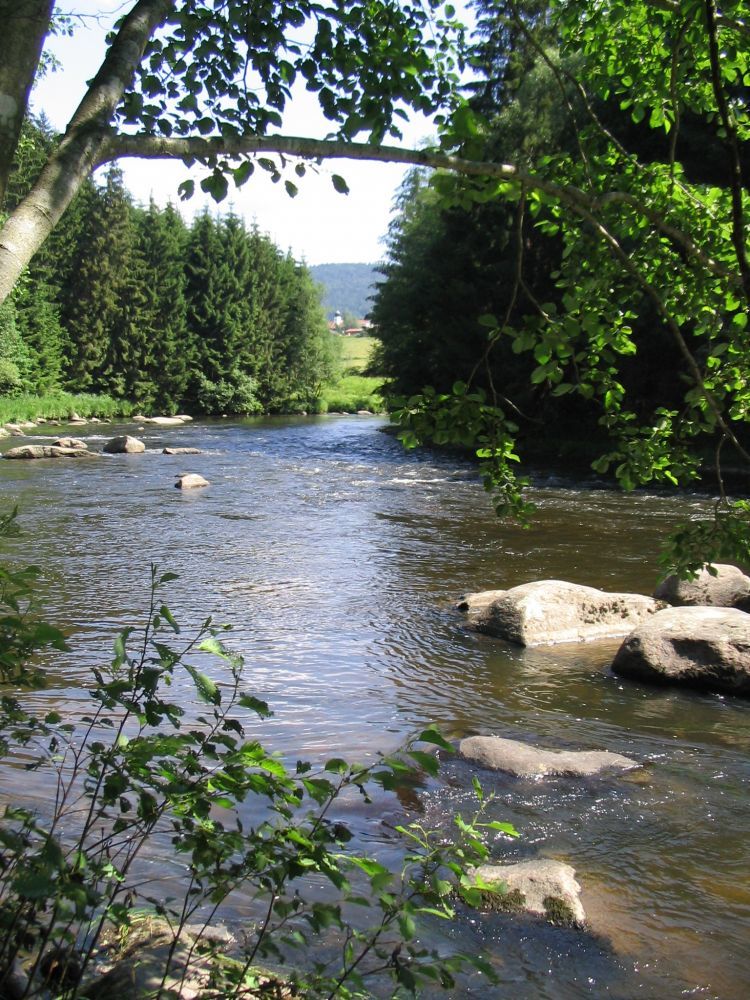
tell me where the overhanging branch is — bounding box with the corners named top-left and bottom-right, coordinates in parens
top-left (102, 131), bottom-right (741, 285)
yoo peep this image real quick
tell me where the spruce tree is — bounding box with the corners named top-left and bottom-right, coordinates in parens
top-left (135, 199), bottom-right (191, 412)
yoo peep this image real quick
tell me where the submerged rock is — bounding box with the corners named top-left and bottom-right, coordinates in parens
top-left (103, 435), bottom-right (146, 454)
top-left (471, 859), bottom-right (586, 927)
top-left (175, 473), bottom-right (209, 489)
top-left (612, 606), bottom-right (750, 696)
top-left (3, 445), bottom-right (94, 460)
top-left (654, 564), bottom-right (750, 612)
top-left (163, 447), bottom-right (203, 455)
top-left (458, 735), bottom-right (638, 778)
top-left (458, 580), bottom-right (661, 646)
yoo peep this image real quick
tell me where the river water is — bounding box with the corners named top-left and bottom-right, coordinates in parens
top-left (1, 416), bottom-right (748, 998)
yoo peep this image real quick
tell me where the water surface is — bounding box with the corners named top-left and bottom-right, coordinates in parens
top-left (1, 416), bottom-right (747, 998)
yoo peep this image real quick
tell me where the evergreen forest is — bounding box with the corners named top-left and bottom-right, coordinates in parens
top-left (0, 118), bottom-right (335, 416)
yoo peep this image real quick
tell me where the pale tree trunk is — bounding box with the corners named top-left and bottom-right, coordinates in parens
top-left (0, 0), bottom-right (55, 210)
top-left (0, 0), bottom-right (172, 305)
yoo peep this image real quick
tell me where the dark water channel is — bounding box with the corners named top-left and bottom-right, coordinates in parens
top-left (1, 416), bottom-right (748, 998)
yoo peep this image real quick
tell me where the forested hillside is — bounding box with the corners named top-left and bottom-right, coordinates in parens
top-left (1, 119), bottom-right (334, 415)
top-left (309, 263), bottom-right (378, 321)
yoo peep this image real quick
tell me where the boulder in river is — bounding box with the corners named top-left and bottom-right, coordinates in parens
top-left (458, 580), bottom-right (661, 646)
top-left (103, 435), bottom-right (145, 454)
top-left (3, 445), bottom-right (94, 460)
top-left (612, 606), bottom-right (750, 696)
top-left (654, 563), bottom-right (750, 612)
top-left (470, 859), bottom-right (586, 927)
top-left (458, 735), bottom-right (638, 778)
top-left (174, 414), bottom-right (193, 422)
top-left (53, 437), bottom-right (87, 449)
top-left (0, 427), bottom-right (9, 438)
top-left (162, 447), bottom-right (203, 455)
top-left (175, 473), bottom-right (209, 489)
top-left (143, 415), bottom-right (187, 425)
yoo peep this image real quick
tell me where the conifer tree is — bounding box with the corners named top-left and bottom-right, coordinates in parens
top-left (135, 199), bottom-right (191, 411)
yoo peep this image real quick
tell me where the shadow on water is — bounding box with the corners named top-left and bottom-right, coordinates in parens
top-left (1, 415), bottom-right (748, 998)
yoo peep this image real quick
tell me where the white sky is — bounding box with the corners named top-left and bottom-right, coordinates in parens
top-left (32, 0), bottom-right (473, 266)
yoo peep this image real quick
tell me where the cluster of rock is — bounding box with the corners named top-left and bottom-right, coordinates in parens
top-left (454, 565), bottom-right (750, 925)
top-left (456, 733), bottom-right (640, 927)
top-left (1, 416), bottom-right (211, 490)
top-left (458, 566), bottom-right (750, 697)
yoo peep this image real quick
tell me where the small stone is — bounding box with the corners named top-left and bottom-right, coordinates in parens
top-left (175, 473), bottom-right (209, 489)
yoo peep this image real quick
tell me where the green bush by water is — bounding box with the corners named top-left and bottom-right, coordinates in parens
top-left (0, 508), bottom-right (514, 998)
top-left (0, 392), bottom-right (133, 424)
top-left (319, 374), bottom-right (385, 413)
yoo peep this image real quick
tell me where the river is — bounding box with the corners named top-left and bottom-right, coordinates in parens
top-left (1, 415), bottom-right (748, 998)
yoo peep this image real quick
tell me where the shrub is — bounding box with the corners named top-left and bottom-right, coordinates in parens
top-left (0, 511), bottom-right (512, 998)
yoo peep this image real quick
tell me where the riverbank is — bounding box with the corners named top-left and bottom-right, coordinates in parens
top-left (0, 392), bottom-right (134, 425)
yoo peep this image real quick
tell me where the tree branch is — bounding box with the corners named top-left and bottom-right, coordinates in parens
top-left (101, 130), bottom-right (742, 286)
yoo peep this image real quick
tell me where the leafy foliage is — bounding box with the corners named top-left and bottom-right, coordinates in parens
top-left (378, 0), bottom-right (750, 574)
top-left (0, 511), bottom-right (514, 998)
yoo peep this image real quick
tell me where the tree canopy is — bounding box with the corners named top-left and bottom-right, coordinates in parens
top-left (0, 0), bottom-right (748, 569)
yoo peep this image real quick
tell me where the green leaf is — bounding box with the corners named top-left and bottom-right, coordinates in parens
top-left (184, 663), bottom-right (220, 705)
top-left (331, 174), bottom-right (349, 194)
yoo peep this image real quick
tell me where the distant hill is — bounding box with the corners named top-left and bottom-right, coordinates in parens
top-left (310, 263), bottom-right (379, 320)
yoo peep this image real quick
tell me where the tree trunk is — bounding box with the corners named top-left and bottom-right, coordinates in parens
top-left (0, 0), bottom-right (172, 304)
top-left (0, 0), bottom-right (55, 210)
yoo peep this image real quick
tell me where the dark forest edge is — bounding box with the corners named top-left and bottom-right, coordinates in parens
top-left (1, 117), bottom-right (382, 420)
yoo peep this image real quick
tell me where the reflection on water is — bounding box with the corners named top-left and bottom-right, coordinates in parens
top-left (1, 415), bottom-right (748, 998)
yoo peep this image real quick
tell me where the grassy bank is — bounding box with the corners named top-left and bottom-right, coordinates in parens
top-left (319, 374), bottom-right (385, 413)
top-left (0, 392), bottom-right (134, 424)
top-left (319, 335), bottom-right (385, 412)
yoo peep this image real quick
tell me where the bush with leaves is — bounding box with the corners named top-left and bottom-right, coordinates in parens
top-left (0, 511), bottom-right (515, 999)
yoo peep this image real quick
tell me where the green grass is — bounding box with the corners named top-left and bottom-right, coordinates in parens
top-left (335, 335), bottom-right (378, 374)
top-left (319, 374), bottom-right (385, 413)
top-left (0, 392), bottom-right (134, 424)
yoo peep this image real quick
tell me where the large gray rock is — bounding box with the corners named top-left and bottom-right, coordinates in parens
top-left (459, 735), bottom-right (638, 778)
top-left (458, 580), bottom-right (661, 646)
top-left (612, 606), bottom-right (750, 696)
top-left (470, 859), bottom-right (586, 927)
top-left (103, 435), bottom-right (145, 454)
top-left (3, 445), bottom-right (93, 460)
top-left (654, 563), bottom-right (750, 612)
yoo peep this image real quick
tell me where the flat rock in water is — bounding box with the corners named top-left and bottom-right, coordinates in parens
top-left (458, 735), bottom-right (638, 778)
top-left (458, 579), bottom-right (661, 646)
top-left (143, 415), bottom-right (187, 425)
top-left (3, 445), bottom-right (94, 460)
top-left (53, 437), bottom-right (87, 449)
top-left (0, 427), bottom-right (9, 438)
top-left (174, 414), bottom-right (193, 422)
top-left (471, 859), bottom-right (586, 927)
top-left (175, 473), bottom-right (209, 489)
top-left (654, 563), bottom-right (750, 612)
top-left (163, 447), bottom-right (203, 455)
top-left (103, 435), bottom-right (145, 454)
top-left (612, 606), bottom-right (750, 696)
